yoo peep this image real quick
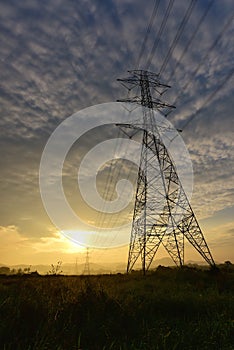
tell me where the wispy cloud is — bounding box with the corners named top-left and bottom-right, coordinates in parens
top-left (0, 0), bottom-right (233, 262)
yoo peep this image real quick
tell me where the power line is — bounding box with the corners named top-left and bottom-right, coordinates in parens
top-left (102, 161), bottom-right (137, 248)
top-left (173, 13), bottom-right (234, 107)
top-left (159, 0), bottom-right (197, 77)
top-left (94, 104), bottom-right (142, 247)
top-left (168, 67), bottom-right (233, 146)
top-left (94, 114), bottom-right (141, 248)
top-left (168, 0), bottom-right (214, 82)
top-left (145, 0), bottom-right (175, 70)
top-left (181, 67), bottom-right (234, 130)
top-left (136, 0), bottom-right (161, 69)
top-left (94, 126), bottom-right (126, 246)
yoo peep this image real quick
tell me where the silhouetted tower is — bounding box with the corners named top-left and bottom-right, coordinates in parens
top-left (117, 70), bottom-right (215, 274)
top-left (83, 248), bottom-right (90, 275)
top-left (74, 257), bottom-right (78, 275)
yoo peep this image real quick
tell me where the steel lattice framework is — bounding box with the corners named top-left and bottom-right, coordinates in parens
top-left (83, 248), bottom-right (90, 275)
top-left (117, 70), bottom-right (215, 274)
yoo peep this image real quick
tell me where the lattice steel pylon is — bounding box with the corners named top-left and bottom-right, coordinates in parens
top-left (117, 70), bottom-right (215, 274)
top-left (83, 248), bottom-right (90, 275)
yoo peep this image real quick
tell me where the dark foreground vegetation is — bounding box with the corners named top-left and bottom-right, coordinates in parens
top-left (0, 266), bottom-right (233, 350)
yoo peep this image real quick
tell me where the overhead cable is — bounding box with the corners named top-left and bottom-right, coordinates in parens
top-left (181, 68), bottom-right (234, 130)
top-left (168, 0), bottom-right (214, 82)
top-left (136, 0), bottom-right (161, 69)
top-left (145, 0), bottom-right (175, 70)
top-left (172, 13), bottom-right (234, 107)
top-left (159, 0), bottom-right (197, 76)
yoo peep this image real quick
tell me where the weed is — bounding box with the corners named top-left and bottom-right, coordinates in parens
top-left (0, 268), bottom-right (233, 349)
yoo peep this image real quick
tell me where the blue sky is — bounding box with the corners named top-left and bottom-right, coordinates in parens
top-left (0, 0), bottom-right (233, 266)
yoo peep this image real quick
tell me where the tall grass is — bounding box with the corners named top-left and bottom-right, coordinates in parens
top-left (0, 267), bottom-right (233, 349)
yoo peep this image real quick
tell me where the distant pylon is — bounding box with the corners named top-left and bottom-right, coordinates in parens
top-left (83, 248), bottom-right (90, 275)
top-left (117, 70), bottom-right (215, 274)
top-left (74, 257), bottom-right (78, 275)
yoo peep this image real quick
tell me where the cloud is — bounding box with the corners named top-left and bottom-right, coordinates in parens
top-left (0, 224), bottom-right (84, 265)
top-left (0, 0), bottom-right (233, 138)
top-left (0, 225), bottom-right (26, 247)
top-left (0, 0), bottom-right (233, 263)
top-left (33, 228), bottom-right (84, 254)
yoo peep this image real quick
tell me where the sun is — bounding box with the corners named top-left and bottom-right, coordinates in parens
top-left (59, 229), bottom-right (96, 251)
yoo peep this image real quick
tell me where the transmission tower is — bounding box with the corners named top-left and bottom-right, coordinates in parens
top-left (83, 248), bottom-right (90, 275)
top-left (117, 70), bottom-right (215, 274)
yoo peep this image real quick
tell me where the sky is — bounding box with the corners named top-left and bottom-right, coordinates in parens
top-left (0, 0), bottom-right (233, 269)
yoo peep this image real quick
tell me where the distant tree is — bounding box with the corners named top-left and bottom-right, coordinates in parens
top-left (23, 266), bottom-right (31, 274)
top-left (0, 266), bottom-right (10, 275)
top-left (48, 261), bottom-right (63, 275)
top-left (224, 260), bottom-right (232, 266)
top-left (224, 261), bottom-right (233, 271)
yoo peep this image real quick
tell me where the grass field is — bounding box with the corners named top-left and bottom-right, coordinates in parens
top-left (0, 266), bottom-right (233, 350)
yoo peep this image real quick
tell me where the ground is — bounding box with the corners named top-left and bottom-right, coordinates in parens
top-left (0, 266), bottom-right (233, 349)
